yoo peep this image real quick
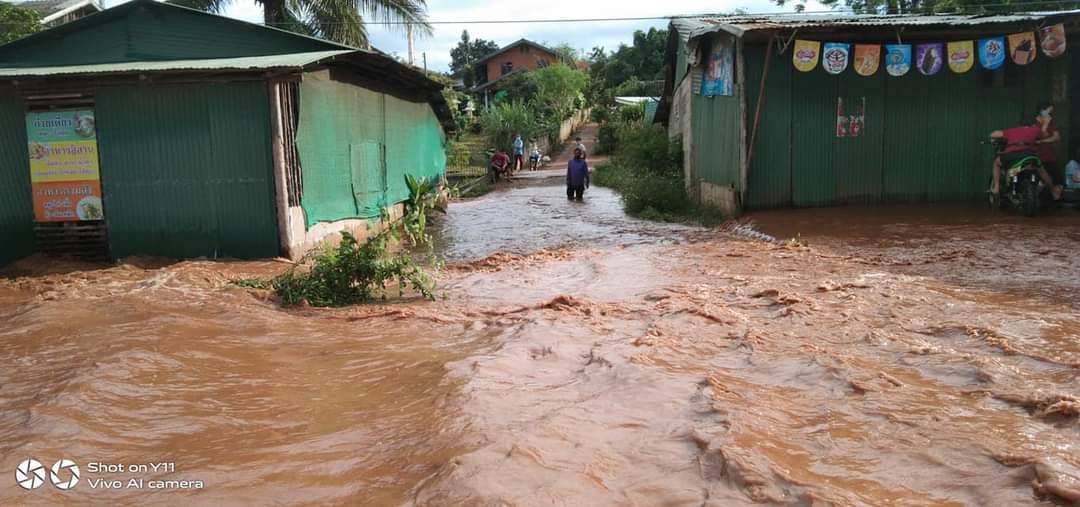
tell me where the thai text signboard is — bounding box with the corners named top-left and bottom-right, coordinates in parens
top-left (26, 110), bottom-right (104, 222)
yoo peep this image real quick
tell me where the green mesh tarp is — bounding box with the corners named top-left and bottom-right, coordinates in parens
top-left (295, 72), bottom-right (446, 227)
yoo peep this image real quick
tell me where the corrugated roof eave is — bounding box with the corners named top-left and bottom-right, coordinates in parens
top-left (0, 50), bottom-right (356, 78)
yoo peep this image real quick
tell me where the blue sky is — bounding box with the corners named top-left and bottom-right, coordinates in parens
top-left (85, 0), bottom-right (825, 72)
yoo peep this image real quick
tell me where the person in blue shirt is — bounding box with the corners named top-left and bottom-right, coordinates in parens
top-left (512, 134), bottom-right (525, 174)
top-left (566, 148), bottom-right (589, 201)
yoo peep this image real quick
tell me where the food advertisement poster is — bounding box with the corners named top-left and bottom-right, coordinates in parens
top-left (26, 110), bottom-right (104, 222)
top-left (947, 41), bottom-right (975, 73)
top-left (1039, 24), bottom-right (1066, 58)
top-left (793, 40), bottom-right (820, 72)
top-left (1008, 32), bottom-right (1037, 65)
top-left (884, 44), bottom-right (911, 76)
top-left (978, 37), bottom-right (1006, 70)
top-left (853, 45), bottom-right (880, 76)
top-left (916, 43), bottom-right (944, 76)
top-left (822, 43), bottom-right (851, 75)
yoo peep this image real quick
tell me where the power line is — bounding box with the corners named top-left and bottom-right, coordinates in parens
top-left (2, 1), bottom-right (1079, 27)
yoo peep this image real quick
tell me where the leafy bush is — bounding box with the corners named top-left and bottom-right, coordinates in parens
top-left (593, 124), bottom-right (697, 221)
top-left (238, 175), bottom-right (441, 307)
top-left (479, 100), bottom-right (545, 152)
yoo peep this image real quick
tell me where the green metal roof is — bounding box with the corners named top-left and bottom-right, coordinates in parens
top-left (0, 50), bottom-right (354, 78)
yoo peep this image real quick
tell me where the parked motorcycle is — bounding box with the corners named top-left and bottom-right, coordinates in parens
top-left (986, 138), bottom-right (1044, 217)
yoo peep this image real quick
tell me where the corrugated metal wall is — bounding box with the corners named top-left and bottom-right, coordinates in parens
top-left (744, 42), bottom-right (1069, 208)
top-left (691, 91), bottom-right (742, 188)
top-left (0, 94), bottom-right (34, 265)
top-left (295, 72), bottom-right (446, 227)
top-left (95, 82), bottom-right (279, 259)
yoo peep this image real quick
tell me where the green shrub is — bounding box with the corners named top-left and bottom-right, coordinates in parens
top-left (613, 124), bottom-right (682, 177)
top-left (479, 100), bottom-right (545, 152)
top-left (235, 175), bottom-right (440, 307)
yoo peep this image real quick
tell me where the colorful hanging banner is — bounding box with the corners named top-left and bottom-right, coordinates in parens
top-left (885, 44), bottom-right (912, 76)
top-left (822, 43), bottom-right (851, 75)
top-left (916, 43), bottom-right (944, 75)
top-left (947, 41), bottom-right (975, 73)
top-left (978, 37), bottom-right (1006, 70)
top-left (793, 40), bottom-right (821, 72)
top-left (853, 45), bottom-right (880, 76)
top-left (1009, 32), bottom-right (1037, 65)
top-left (701, 37), bottom-right (734, 96)
top-left (1039, 24), bottom-right (1067, 58)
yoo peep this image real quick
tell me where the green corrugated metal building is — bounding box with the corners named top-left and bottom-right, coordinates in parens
top-left (656, 12), bottom-right (1080, 214)
top-left (0, 0), bottom-right (450, 265)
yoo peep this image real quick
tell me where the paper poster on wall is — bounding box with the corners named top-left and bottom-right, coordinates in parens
top-left (793, 40), bottom-right (820, 72)
top-left (822, 43), bottom-right (851, 74)
top-left (916, 43), bottom-right (944, 75)
top-left (978, 37), bottom-right (1006, 70)
top-left (885, 44), bottom-right (911, 76)
top-left (26, 110), bottom-right (104, 222)
top-left (836, 97), bottom-right (866, 138)
top-left (701, 37), bottom-right (734, 96)
top-left (947, 41), bottom-right (974, 73)
top-left (853, 45), bottom-right (880, 76)
top-left (1039, 24), bottom-right (1067, 58)
top-left (1009, 32), bottom-right (1037, 65)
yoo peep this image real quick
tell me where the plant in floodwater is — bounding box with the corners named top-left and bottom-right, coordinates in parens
top-left (234, 175), bottom-right (441, 307)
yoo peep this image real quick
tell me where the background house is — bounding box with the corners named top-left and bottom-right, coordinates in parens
top-left (470, 38), bottom-right (560, 105)
top-left (656, 13), bottom-right (1080, 215)
top-left (21, 0), bottom-right (103, 27)
top-left (0, 0), bottom-right (449, 265)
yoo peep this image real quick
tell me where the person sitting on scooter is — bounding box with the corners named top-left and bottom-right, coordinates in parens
top-left (989, 112), bottom-right (1063, 200)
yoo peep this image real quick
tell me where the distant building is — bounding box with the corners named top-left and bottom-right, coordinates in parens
top-left (470, 39), bottom-right (561, 105)
top-left (21, 0), bottom-right (103, 27)
top-left (0, 0), bottom-right (450, 264)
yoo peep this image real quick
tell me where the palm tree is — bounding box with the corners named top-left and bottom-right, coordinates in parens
top-left (171, 0), bottom-right (431, 48)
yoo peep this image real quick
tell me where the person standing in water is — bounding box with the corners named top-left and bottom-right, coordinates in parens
top-left (566, 147), bottom-right (589, 201)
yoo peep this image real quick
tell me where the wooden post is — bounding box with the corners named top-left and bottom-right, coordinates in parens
top-left (268, 80), bottom-right (296, 259)
top-left (746, 36), bottom-right (774, 178)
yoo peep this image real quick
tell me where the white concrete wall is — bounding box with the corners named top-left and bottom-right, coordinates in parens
top-left (284, 203), bottom-right (406, 260)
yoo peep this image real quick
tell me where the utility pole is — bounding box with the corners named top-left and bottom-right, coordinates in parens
top-left (407, 24), bottom-right (415, 66)
top-left (423, 52), bottom-right (427, 73)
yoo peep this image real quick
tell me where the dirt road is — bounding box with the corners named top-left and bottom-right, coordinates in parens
top-left (1, 181), bottom-right (1077, 506)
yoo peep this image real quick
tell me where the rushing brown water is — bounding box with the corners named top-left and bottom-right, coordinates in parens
top-left (2, 183), bottom-right (1078, 506)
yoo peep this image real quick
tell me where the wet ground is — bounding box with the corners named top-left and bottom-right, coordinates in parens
top-left (1, 181), bottom-right (1078, 506)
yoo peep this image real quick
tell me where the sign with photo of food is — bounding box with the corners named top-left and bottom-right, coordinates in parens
top-left (25, 110), bottom-right (104, 222)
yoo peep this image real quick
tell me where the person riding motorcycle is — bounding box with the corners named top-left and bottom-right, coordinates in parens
top-left (989, 112), bottom-right (1063, 201)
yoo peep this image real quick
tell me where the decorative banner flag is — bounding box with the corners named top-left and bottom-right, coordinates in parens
top-left (793, 40), bottom-right (821, 72)
top-left (853, 45), bottom-right (880, 76)
top-left (947, 41), bottom-right (975, 73)
top-left (978, 37), bottom-right (1006, 70)
top-left (1009, 32), bottom-right (1036, 65)
top-left (1039, 24), bottom-right (1067, 58)
top-left (884, 44), bottom-right (912, 76)
top-left (822, 43), bottom-right (851, 74)
top-left (916, 43), bottom-right (944, 75)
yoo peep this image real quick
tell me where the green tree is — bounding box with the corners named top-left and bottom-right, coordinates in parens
top-left (449, 30), bottom-right (500, 88)
top-left (587, 28), bottom-right (667, 106)
top-left (550, 43), bottom-right (580, 64)
top-left (169, 0), bottom-right (430, 47)
top-left (0, 2), bottom-right (41, 44)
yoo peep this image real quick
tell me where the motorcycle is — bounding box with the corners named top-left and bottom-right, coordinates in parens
top-left (986, 138), bottom-right (1045, 217)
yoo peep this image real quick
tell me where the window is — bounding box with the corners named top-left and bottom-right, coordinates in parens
top-left (501, 62), bottom-right (513, 75)
top-left (537, 59), bottom-right (549, 68)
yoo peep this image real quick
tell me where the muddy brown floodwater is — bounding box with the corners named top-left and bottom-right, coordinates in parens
top-left (1, 182), bottom-right (1078, 506)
